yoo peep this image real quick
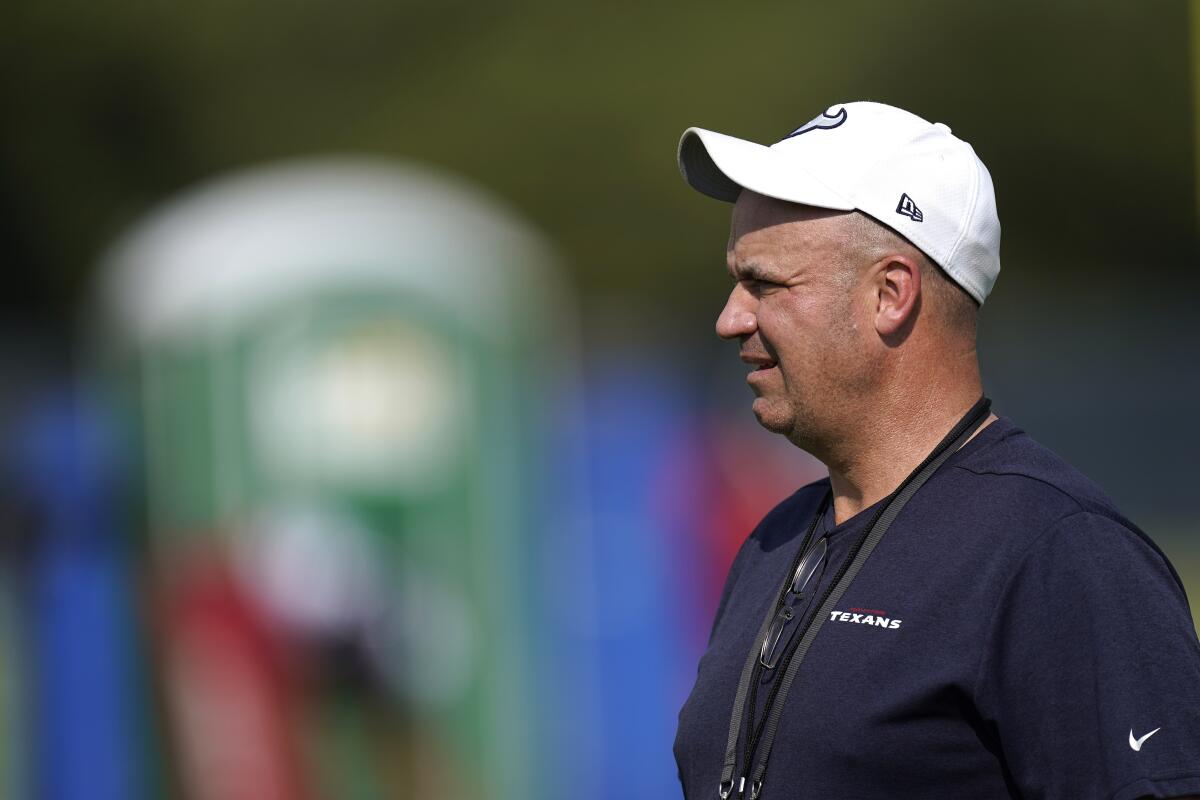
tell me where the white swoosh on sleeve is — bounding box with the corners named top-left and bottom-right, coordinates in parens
top-left (1129, 727), bottom-right (1161, 751)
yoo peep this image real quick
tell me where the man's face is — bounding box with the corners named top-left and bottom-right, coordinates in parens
top-left (717, 192), bottom-right (874, 450)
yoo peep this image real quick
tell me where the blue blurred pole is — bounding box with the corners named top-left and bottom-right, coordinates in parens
top-left (547, 359), bottom-right (698, 800)
top-left (12, 388), bottom-right (144, 800)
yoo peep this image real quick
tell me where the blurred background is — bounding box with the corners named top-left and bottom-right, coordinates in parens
top-left (1, 1), bottom-right (1197, 798)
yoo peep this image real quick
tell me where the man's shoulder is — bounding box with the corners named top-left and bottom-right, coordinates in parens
top-left (949, 415), bottom-right (1133, 529)
top-left (748, 478), bottom-right (830, 552)
top-left (943, 416), bottom-right (1184, 589)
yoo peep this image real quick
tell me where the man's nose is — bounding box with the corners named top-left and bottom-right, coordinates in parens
top-left (715, 285), bottom-right (757, 340)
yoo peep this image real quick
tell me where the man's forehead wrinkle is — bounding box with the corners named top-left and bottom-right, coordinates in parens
top-left (733, 210), bottom-right (849, 266)
top-left (728, 224), bottom-right (788, 281)
top-left (729, 217), bottom-right (844, 284)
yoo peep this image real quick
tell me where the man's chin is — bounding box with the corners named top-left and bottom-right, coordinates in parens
top-left (751, 399), bottom-right (793, 435)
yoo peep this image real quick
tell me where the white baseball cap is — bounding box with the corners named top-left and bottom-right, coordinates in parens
top-left (677, 101), bottom-right (1001, 304)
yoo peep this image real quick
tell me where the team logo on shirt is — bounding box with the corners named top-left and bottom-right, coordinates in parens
top-left (830, 607), bottom-right (902, 629)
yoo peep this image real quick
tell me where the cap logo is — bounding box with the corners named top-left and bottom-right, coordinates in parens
top-left (781, 107), bottom-right (847, 140)
top-left (896, 193), bottom-right (923, 222)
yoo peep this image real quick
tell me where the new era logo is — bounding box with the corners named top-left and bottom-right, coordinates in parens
top-left (896, 193), bottom-right (923, 222)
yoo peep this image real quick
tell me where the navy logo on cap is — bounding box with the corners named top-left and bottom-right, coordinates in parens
top-left (896, 193), bottom-right (923, 222)
top-left (782, 107), bottom-right (847, 140)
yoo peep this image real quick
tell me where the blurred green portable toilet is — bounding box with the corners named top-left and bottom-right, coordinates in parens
top-left (96, 159), bottom-right (574, 800)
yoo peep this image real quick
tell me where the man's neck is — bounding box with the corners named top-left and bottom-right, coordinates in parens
top-left (824, 397), bottom-right (996, 526)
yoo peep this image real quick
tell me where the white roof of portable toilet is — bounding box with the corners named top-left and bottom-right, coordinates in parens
top-left (97, 158), bottom-right (563, 343)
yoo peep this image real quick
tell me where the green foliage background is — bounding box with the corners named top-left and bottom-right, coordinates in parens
top-left (4, 1), bottom-right (1193, 312)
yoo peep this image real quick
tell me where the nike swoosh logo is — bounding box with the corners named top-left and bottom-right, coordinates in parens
top-left (1129, 727), bottom-right (1161, 751)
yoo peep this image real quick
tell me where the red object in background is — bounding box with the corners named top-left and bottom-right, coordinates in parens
top-left (154, 548), bottom-right (313, 800)
top-left (657, 413), bottom-right (826, 649)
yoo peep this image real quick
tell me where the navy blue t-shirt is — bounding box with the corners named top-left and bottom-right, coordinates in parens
top-left (674, 417), bottom-right (1200, 800)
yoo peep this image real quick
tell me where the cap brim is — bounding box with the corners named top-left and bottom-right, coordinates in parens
top-left (677, 127), bottom-right (855, 210)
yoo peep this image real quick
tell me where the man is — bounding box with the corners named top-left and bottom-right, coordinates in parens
top-left (672, 101), bottom-right (1200, 800)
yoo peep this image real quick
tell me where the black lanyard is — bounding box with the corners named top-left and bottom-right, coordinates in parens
top-left (718, 397), bottom-right (993, 800)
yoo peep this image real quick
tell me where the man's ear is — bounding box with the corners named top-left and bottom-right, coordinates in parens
top-left (872, 255), bottom-right (921, 337)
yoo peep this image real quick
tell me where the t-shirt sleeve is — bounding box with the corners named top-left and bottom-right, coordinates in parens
top-left (975, 511), bottom-right (1200, 800)
top-left (706, 531), bottom-right (756, 646)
